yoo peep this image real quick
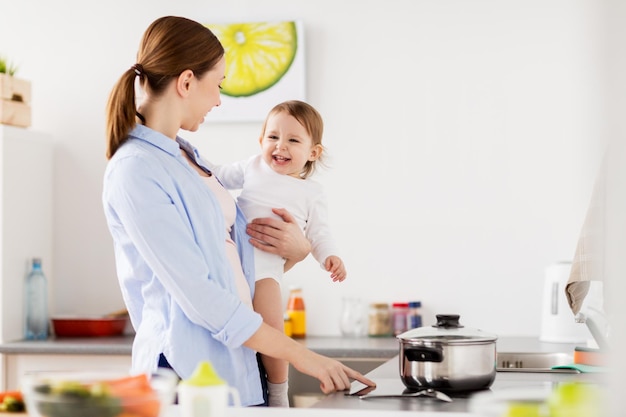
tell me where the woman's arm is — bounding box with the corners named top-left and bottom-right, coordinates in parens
top-left (246, 208), bottom-right (311, 270)
top-left (244, 322), bottom-right (376, 393)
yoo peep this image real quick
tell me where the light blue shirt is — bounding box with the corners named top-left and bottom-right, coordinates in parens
top-left (102, 125), bottom-right (264, 406)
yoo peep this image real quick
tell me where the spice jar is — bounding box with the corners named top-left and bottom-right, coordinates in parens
top-left (368, 302), bottom-right (391, 337)
top-left (392, 302), bottom-right (409, 336)
top-left (407, 301), bottom-right (422, 329)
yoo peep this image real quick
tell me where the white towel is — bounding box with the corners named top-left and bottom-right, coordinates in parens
top-left (566, 158), bottom-right (605, 315)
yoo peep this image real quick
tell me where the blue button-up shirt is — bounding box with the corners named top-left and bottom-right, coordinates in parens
top-left (102, 125), bottom-right (264, 406)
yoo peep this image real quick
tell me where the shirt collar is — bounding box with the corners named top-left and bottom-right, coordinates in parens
top-left (129, 124), bottom-right (180, 156)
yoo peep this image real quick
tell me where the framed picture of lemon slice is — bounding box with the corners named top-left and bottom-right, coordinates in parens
top-left (204, 20), bottom-right (306, 122)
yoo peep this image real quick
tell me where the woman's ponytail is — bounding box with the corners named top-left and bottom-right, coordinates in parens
top-left (105, 68), bottom-right (138, 159)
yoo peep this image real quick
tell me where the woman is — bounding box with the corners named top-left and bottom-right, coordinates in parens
top-left (102, 15), bottom-right (374, 407)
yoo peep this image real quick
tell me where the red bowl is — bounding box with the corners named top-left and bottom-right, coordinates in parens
top-left (51, 316), bottom-right (128, 337)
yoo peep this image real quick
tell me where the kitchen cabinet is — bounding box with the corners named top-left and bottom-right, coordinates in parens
top-left (0, 336), bottom-right (133, 390)
top-left (3, 353), bottom-right (131, 389)
top-left (0, 125), bottom-right (53, 386)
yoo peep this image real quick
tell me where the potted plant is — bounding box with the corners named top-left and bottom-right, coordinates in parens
top-left (0, 56), bottom-right (18, 76)
top-left (0, 56), bottom-right (31, 127)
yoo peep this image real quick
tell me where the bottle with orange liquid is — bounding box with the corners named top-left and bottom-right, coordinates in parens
top-left (286, 286), bottom-right (306, 338)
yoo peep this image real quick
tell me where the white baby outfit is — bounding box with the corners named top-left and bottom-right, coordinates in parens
top-left (208, 155), bottom-right (338, 282)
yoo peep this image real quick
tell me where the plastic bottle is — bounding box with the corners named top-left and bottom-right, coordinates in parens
top-left (24, 257), bottom-right (48, 340)
top-left (392, 302), bottom-right (409, 336)
top-left (407, 301), bottom-right (423, 329)
top-left (178, 361), bottom-right (241, 416)
top-left (286, 287), bottom-right (306, 338)
top-left (283, 313), bottom-right (293, 337)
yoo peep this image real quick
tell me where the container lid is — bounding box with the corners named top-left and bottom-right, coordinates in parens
top-left (370, 302), bottom-right (389, 308)
top-left (396, 314), bottom-right (497, 343)
top-left (181, 361), bottom-right (225, 386)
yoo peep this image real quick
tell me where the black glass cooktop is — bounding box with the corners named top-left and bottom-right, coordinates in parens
top-left (348, 378), bottom-right (489, 399)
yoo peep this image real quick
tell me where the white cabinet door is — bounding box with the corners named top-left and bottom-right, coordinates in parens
top-left (2, 354), bottom-right (132, 390)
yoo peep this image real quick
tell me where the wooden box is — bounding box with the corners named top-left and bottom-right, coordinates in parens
top-left (0, 73), bottom-right (31, 128)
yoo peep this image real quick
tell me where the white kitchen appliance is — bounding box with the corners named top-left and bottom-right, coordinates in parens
top-left (539, 262), bottom-right (592, 343)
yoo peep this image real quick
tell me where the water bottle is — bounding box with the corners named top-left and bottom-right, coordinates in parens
top-left (24, 257), bottom-right (48, 340)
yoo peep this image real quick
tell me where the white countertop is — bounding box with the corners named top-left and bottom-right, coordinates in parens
top-left (163, 405), bottom-right (472, 417)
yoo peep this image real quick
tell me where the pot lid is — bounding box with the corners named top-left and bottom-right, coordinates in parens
top-left (397, 314), bottom-right (497, 343)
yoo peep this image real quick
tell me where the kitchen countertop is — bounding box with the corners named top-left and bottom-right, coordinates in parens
top-left (160, 406), bottom-right (469, 417)
top-left (0, 335), bottom-right (135, 355)
top-left (312, 342), bottom-right (606, 413)
top-left (313, 357), bottom-right (605, 412)
top-left (0, 335), bottom-right (605, 415)
top-left (0, 335), bottom-right (400, 358)
top-left (0, 335), bottom-right (582, 357)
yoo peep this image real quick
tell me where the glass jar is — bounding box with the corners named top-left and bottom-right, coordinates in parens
top-left (392, 302), bottom-right (409, 336)
top-left (407, 301), bottom-right (423, 329)
top-left (339, 297), bottom-right (367, 337)
top-left (368, 303), bottom-right (391, 337)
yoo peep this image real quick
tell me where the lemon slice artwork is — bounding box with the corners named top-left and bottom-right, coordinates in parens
top-left (206, 21), bottom-right (298, 98)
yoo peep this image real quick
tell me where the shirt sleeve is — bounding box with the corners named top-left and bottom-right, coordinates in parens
top-left (103, 154), bottom-right (262, 348)
top-left (306, 189), bottom-right (340, 267)
top-left (203, 157), bottom-right (250, 190)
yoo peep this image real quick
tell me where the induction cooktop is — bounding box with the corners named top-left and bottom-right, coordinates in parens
top-left (347, 378), bottom-right (486, 399)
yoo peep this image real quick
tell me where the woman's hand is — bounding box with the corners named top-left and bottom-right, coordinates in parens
top-left (295, 349), bottom-right (376, 394)
top-left (246, 208), bottom-right (311, 264)
top-left (245, 323), bottom-right (376, 395)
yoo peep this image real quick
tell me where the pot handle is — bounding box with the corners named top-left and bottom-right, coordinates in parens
top-left (433, 314), bottom-right (464, 329)
top-left (404, 346), bottom-right (444, 362)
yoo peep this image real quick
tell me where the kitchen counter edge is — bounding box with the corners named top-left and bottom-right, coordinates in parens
top-left (0, 335), bottom-right (399, 358)
top-left (0, 335), bottom-right (576, 357)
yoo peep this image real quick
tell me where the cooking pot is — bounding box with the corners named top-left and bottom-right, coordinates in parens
top-left (397, 314), bottom-right (497, 393)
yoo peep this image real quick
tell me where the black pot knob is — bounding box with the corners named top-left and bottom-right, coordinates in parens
top-left (433, 314), bottom-right (464, 329)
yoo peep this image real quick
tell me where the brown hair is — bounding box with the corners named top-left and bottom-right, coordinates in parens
top-left (261, 100), bottom-right (325, 178)
top-left (105, 16), bottom-right (224, 159)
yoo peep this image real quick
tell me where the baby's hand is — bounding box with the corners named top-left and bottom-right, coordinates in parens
top-left (325, 256), bottom-right (346, 282)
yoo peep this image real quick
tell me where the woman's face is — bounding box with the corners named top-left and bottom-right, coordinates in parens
top-left (259, 111), bottom-right (321, 178)
top-left (182, 56), bottom-right (225, 132)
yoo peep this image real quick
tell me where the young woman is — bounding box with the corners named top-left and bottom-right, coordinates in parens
top-left (102, 15), bottom-right (374, 407)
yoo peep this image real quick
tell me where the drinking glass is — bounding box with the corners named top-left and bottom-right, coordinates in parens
top-left (339, 297), bottom-right (367, 337)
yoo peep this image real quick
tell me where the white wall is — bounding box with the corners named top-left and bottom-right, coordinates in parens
top-left (0, 0), bottom-right (609, 337)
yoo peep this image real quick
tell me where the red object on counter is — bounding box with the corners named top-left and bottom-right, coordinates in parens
top-left (51, 316), bottom-right (128, 337)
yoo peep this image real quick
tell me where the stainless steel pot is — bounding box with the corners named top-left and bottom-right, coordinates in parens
top-left (397, 314), bottom-right (498, 393)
